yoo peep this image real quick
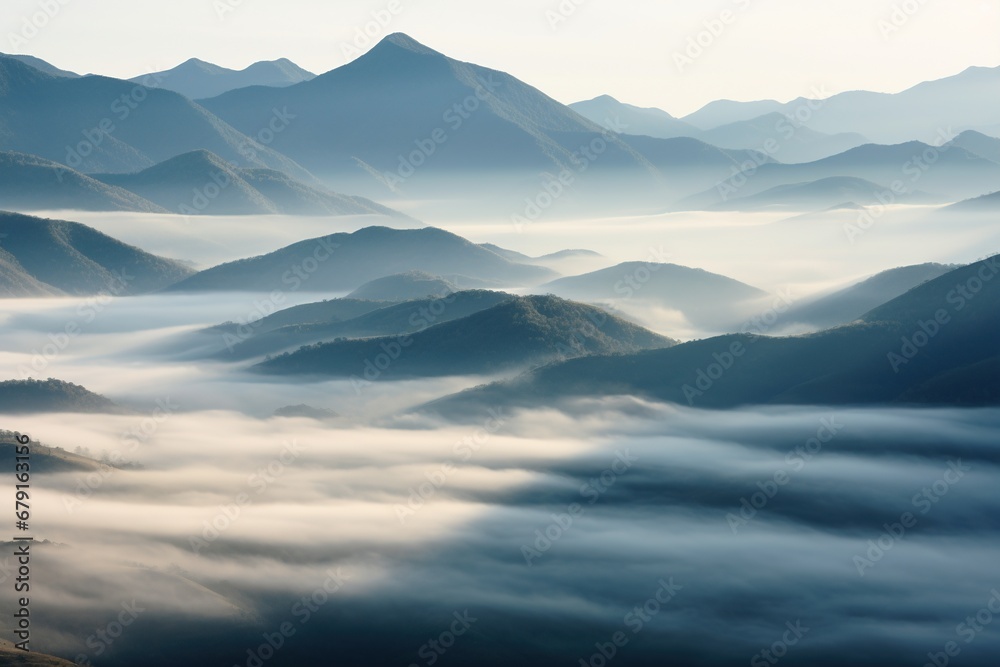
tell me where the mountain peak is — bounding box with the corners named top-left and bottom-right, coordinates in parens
top-left (379, 33), bottom-right (441, 56)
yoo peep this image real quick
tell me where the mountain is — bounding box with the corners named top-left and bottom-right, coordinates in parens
top-left (221, 289), bottom-right (513, 360)
top-left (0, 150), bottom-right (166, 213)
top-left (0, 52), bottom-right (79, 77)
top-left (945, 130), bottom-right (1000, 164)
top-left (346, 271), bottom-right (460, 301)
top-left (538, 262), bottom-right (768, 328)
top-left (167, 226), bottom-right (556, 293)
top-left (0, 378), bottom-right (124, 414)
top-left (779, 263), bottom-right (958, 329)
top-left (0, 211), bottom-right (194, 296)
top-left (699, 112), bottom-right (869, 163)
top-left (429, 257), bottom-right (1000, 414)
top-left (0, 55), bottom-right (312, 179)
top-left (683, 66), bottom-right (1000, 144)
top-left (95, 150), bottom-right (402, 216)
top-left (948, 190), bottom-right (1000, 210)
top-left (569, 95), bottom-right (700, 139)
top-left (255, 294), bottom-right (677, 378)
top-left (680, 141), bottom-right (1000, 208)
top-left (0, 431), bottom-right (116, 473)
top-left (130, 57), bottom-right (315, 99)
top-left (710, 176), bottom-right (927, 212)
top-left (681, 99), bottom-right (787, 129)
top-left (778, 66), bottom-right (1000, 144)
top-left (198, 34), bottom-right (769, 205)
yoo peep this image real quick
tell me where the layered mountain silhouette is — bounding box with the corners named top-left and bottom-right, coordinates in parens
top-left (0, 378), bottom-right (124, 414)
top-left (0, 150), bottom-right (165, 212)
top-left (221, 289), bottom-right (513, 360)
top-left (709, 176), bottom-right (929, 212)
top-left (945, 130), bottom-right (1000, 164)
top-left (197, 34), bottom-right (771, 204)
top-left (680, 141), bottom-right (1000, 208)
top-left (94, 150), bottom-right (403, 216)
top-left (778, 263), bottom-right (958, 329)
top-left (681, 99), bottom-right (788, 130)
top-left (0, 55), bottom-right (312, 179)
top-left (0, 211), bottom-right (193, 296)
top-left (131, 57), bottom-right (315, 99)
top-left (681, 65), bottom-right (1000, 144)
top-left (167, 226), bottom-right (556, 293)
top-left (255, 294), bottom-right (676, 378)
top-left (429, 257), bottom-right (1000, 414)
top-left (575, 97), bottom-right (867, 163)
top-left (570, 95), bottom-right (700, 139)
top-left (538, 261), bottom-right (768, 327)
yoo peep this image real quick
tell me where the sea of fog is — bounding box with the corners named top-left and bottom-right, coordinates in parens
top-left (0, 206), bottom-right (998, 665)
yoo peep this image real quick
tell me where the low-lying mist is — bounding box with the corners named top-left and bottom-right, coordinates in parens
top-left (1, 403), bottom-right (997, 666)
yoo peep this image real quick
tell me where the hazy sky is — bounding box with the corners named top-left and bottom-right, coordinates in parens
top-left (4, 0), bottom-right (1000, 116)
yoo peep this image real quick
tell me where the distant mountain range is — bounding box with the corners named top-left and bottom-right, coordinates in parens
top-left (94, 149), bottom-right (405, 216)
top-left (708, 176), bottom-right (931, 212)
top-left (778, 263), bottom-right (958, 329)
top-left (429, 257), bottom-right (1000, 414)
top-left (0, 150), bottom-right (166, 212)
top-left (3, 39), bottom-right (999, 214)
top-left (573, 97), bottom-right (868, 163)
top-left (255, 294), bottom-right (676, 378)
top-left (538, 261), bottom-right (768, 328)
top-left (130, 57), bottom-right (315, 99)
top-left (679, 141), bottom-right (1000, 208)
top-left (0, 211), bottom-right (193, 296)
top-left (167, 226), bottom-right (556, 293)
top-left (948, 190), bottom-right (1000, 210)
top-left (677, 65), bottom-right (1000, 144)
top-left (0, 55), bottom-right (312, 179)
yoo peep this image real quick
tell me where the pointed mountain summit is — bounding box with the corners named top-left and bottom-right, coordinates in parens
top-left (199, 34), bottom-right (771, 209)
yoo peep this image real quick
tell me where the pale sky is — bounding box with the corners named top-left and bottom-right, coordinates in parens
top-left (4, 0), bottom-right (999, 116)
